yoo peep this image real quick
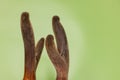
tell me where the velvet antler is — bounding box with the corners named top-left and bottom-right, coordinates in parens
top-left (21, 12), bottom-right (44, 80)
top-left (45, 16), bottom-right (69, 80)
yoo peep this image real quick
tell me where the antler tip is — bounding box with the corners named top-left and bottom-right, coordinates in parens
top-left (40, 37), bottom-right (45, 42)
top-left (46, 34), bottom-right (54, 41)
top-left (53, 15), bottom-right (60, 21)
top-left (21, 12), bottom-right (29, 21)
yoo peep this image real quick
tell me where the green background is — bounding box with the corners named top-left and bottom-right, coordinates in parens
top-left (0, 0), bottom-right (120, 80)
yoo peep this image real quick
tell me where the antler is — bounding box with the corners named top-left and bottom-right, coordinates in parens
top-left (21, 12), bottom-right (44, 80)
top-left (45, 16), bottom-right (69, 80)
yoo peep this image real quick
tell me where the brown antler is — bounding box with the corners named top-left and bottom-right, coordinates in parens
top-left (45, 16), bottom-right (69, 80)
top-left (21, 12), bottom-right (44, 80)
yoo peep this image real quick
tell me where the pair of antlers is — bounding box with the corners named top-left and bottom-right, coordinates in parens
top-left (20, 12), bottom-right (69, 80)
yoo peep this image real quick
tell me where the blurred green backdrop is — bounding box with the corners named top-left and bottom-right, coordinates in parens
top-left (0, 0), bottom-right (120, 80)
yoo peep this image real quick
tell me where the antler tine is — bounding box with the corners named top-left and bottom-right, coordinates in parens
top-left (35, 38), bottom-right (44, 71)
top-left (21, 12), bottom-right (36, 80)
top-left (45, 34), bottom-right (67, 70)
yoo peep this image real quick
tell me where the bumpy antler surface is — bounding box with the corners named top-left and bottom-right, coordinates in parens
top-left (21, 12), bottom-right (44, 80)
top-left (46, 16), bottom-right (69, 80)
